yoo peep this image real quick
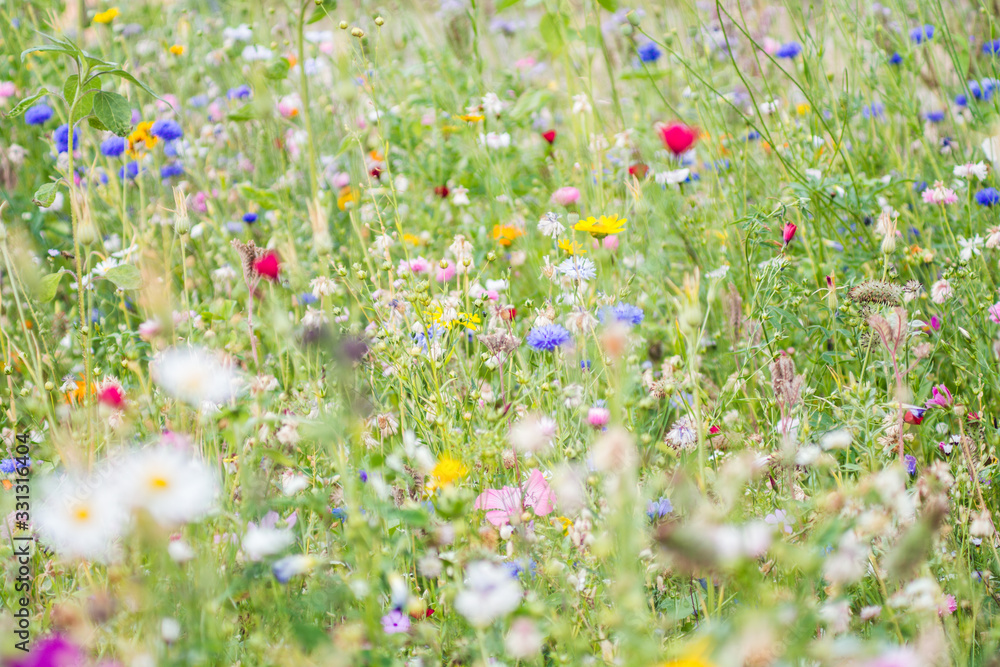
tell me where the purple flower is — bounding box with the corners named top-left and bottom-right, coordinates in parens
top-left (775, 42), bottom-right (802, 59)
top-left (910, 24), bottom-right (934, 44)
top-left (976, 188), bottom-right (1000, 207)
top-left (924, 384), bottom-right (953, 409)
top-left (381, 609), bottom-right (411, 634)
top-left (100, 136), bottom-right (126, 157)
top-left (54, 124), bottom-right (79, 154)
top-left (904, 455), bottom-right (917, 476)
top-left (150, 119), bottom-right (183, 141)
top-left (526, 324), bottom-right (571, 352)
top-left (765, 509), bottom-right (794, 534)
top-left (646, 497), bottom-right (673, 520)
top-left (598, 303), bottom-right (644, 326)
top-left (9, 634), bottom-right (82, 667)
top-left (637, 42), bottom-right (661, 63)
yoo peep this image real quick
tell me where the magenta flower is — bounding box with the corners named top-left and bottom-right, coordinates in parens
top-left (989, 302), bottom-right (1000, 324)
top-left (924, 384), bottom-right (953, 409)
top-left (381, 609), bottom-right (411, 634)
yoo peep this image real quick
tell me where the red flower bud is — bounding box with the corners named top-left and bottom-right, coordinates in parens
top-left (542, 130), bottom-right (556, 144)
top-left (782, 222), bottom-right (797, 245)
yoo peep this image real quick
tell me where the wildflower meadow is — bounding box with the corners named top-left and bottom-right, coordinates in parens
top-left (5, 0), bottom-right (1000, 664)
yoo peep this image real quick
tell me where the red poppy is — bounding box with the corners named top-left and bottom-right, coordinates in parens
top-left (255, 252), bottom-right (281, 281)
top-left (658, 122), bottom-right (697, 155)
top-left (542, 130), bottom-right (556, 144)
top-left (434, 185), bottom-right (449, 198)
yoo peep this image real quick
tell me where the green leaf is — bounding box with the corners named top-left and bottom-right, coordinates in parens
top-left (595, 0), bottom-right (617, 10)
top-left (103, 264), bottom-right (142, 290)
top-left (88, 116), bottom-right (108, 131)
top-left (307, 4), bottom-right (330, 24)
top-left (539, 13), bottom-right (565, 55)
top-left (264, 58), bottom-right (290, 80)
top-left (6, 90), bottom-right (49, 119)
top-left (20, 44), bottom-right (77, 62)
top-left (92, 91), bottom-right (132, 136)
top-left (496, 0), bottom-right (523, 9)
top-left (37, 272), bottom-right (66, 302)
top-left (103, 69), bottom-right (164, 103)
top-left (238, 183), bottom-right (280, 209)
top-left (227, 105), bottom-right (259, 122)
top-left (32, 182), bottom-right (59, 207)
top-left (75, 89), bottom-right (97, 119)
top-left (62, 75), bottom-right (79, 103)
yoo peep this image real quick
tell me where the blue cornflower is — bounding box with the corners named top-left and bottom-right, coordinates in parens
top-left (746, 130), bottom-right (761, 140)
top-left (119, 161), bottom-right (140, 180)
top-left (100, 136), bottom-right (126, 157)
top-left (24, 103), bottom-right (53, 125)
top-left (598, 303), bottom-right (644, 326)
top-left (646, 497), bottom-right (673, 520)
top-left (924, 110), bottom-right (945, 122)
top-left (0, 457), bottom-right (26, 474)
top-left (505, 559), bottom-right (537, 579)
top-left (775, 42), bottom-right (802, 59)
top-left (637, 41), bottom-right (661, 63)
top-left (889, 52), bottom-right (903, 65)
top-left (160, 162), bottom-right (184, 179)
top-left (54, 124), bottom-right (79, 153)
top-left (330, 507), bottom-right (347, 521)
top-left (955, 93), bottom-right (968, 107)
top-left (910, 24), bottom-right (934, 44)
top-left (913, 181), bottom-right (928, 192)
top-left (359, 470), bottom-right (368, 483)
top-left (188, 94), bottom-right (208, 108)
top-left (150, 119), bottom-right (183, 141)
top-left (581, 359), bottom-right (591, 370)
top-left (976, 188), bottom-right (1000, 207)
top-left (243, 212), bottom-right (258, 224)
top-left (526, 324), bottom-right (571, 351)
top-left (227, 85), bottom-right (251, 100)
top-left (984, 39), bottom-right (1000, 55)
top-left (298, 293), bottom-right (318, 305)
top-left (904, 455), bottom-right (917, 476)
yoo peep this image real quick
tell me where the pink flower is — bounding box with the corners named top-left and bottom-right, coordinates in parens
top-left (602, 235), bottom-right (619, 251)
top-left (924, 384), bottom-right (953, 410)
top-left (138, 319), bottom-right (161, 340)
top-left (922, 181), bottom-right (959, 205)
top-left (551, 186), bottom-right (580, 206)
top-left (515, 57), bottom-right (537, 70)
top-left (401, 256), bottom-right (430, 275)
top-left (587, 407), bottom-right (610, 428)
top-left (939, 594), bottom-right (958, 617)
top-left (435, 260), bottom-right (456, 282)
top-left (782, 222), bottom-right (797, 245)
top-left (931, 279), bottom-right (952, 304)
top-left (989, 302), bottom-right (1000, 324)
top-left (0, 81), bottom-right (17, 97)
top-left (473, 469), bottom-right (556, 526)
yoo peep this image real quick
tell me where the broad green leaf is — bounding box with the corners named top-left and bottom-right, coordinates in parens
top-left (88, 116), bottom-right (108, 131)
top-left (596, 0), bottom-right (617, 10)
top-left (307, 4), bottom-right (330, 24)
top-left (539, 13), bottom-right (565, 55)
top-left (496, 0), bottom-right (523, 9)
top-left (37, 272), bottom-right (66, 302)
top-left (93, 91), bottom-right (133, 136)
top-left (62, 75), bottom-right (79, 103)
top-left (6, 90), bottom-right (49, 119)
top-left (32, 182), bottom-right (59, 207)
top-left (103, 264), bottom-right (142, 290)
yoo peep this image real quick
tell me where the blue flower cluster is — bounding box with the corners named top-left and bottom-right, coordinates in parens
top-left (526, 324), bottom-right (571, 351)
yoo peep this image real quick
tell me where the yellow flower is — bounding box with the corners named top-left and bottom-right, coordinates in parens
top-left (796, 102), bottom-right (811, 115)
top-left (552, 516), bottom-right (573, 534)
top-left (430, 305), bottom-right (481, 331)
top-left (557, 239), bottom-right (587, 255)
top-left (429, 457), bottom-right (468, 490)
top-left (402, 233), bottom-right (423, 246)
top-left (337, 186), bottom-right (357, 211)
top-left (491, 224), bottom-right (524, 246)
top-left (93, 7), bottom-right (120, 23)
top-left (574, 214), bottom-right (626, 239)
top-left (660, 640), bottom-right (715, 667)
top-left (169, 44), bottom-right (185, 55)
top-left (127, 121), bottom-right (158, 158)
top-left (458, 113), bottom-right (484, 123)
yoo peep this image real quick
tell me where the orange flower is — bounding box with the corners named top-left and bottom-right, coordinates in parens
top-left (491, 224), bottom-right (524, 246)
top-left (169, 44), bottom-right (184, 55)
top-left (127, 121), bottom-right (159, 158)
top-left (65, 379), bottom-right (94, 405)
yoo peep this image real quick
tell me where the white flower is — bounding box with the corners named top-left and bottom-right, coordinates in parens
top-left (36, 475), bottom-right (128, 562)
top-left (572, 93), bottom-right (592, 115)
top-left (310, 276), bottom-right (338, 298)
top-left (982, 134), bottom-right (1000, 168)
top-left (151, 346), bottom-right (240, 406)
top-left (654, 168), bottom-right (689, 186)
top-left (243, 525), bottom-right (294, 561)
top-left (509, 414), bottom-right (556, 453)
top-left (958, 235), bottom-right (984, 261)
top-left (482, 92), bottom-right (504, 116)
top-left (451, 185), bottom-right (470, 206)
top-left (665, 416), bottom-right (697, 451)
top-left (161, 618), bottom-right (181, 643)
top-left (820, 429), bottom-right (852, 450)
top-left (557, 257), bottom-right (597, 282)
top-left (705, 264), bottom-right (730, 280)
top-left (537, 212), bottom-right (565, 238)
top-left (505, 618), bottom-right (544, 659)
top-left (281, 471), bottom-right (310, 496)
top-left (118, 446), bottom-right (218, 525)
top-left (454, 560), bottom-right (523, 627)
top-left (953, 161), bottom-right (989, 181)
top-left (168, 538), bottom-right (195, 563)
top-left (223, 24), bottom-right (253, 42)
top-left (241, 45), bottom-right (273, 61)
top-left (480, 132), bottom-right (511, 150)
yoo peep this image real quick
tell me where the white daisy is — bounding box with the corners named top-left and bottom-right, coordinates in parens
top-left (36, 475), bottom-right (128, 562)
top-left (151, 346), bottom-right (240, 406)
top-left (118, 446), bottom-right (218, 525)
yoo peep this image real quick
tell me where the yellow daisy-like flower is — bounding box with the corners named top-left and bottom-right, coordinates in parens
top-left (430, 305), bottom-right (481, 331)
top-left (127, 121), bottom-right (158, 158)
top-left (795, 102), bottom-right (811, 115)
top-left (552, 516), bottom-right (573, 534)
top-left (402, 233), bottom-right (423, 246)
top-left (491, 224), bottom-right (524, 247)
top-left (457, 113), bottom-right (484, 123)
top-left (428, 457), bottom-right (468, 493)
top-left (93, 7), bottom-right (120, 24)
top-left (557, 239), bottom-right (587, 255)
top-left (574, 214), bottom-right (626, 239)
top-left (169, 44), bottom-right (185, 55)
top-left (660, 640), bottom-right (715, 667)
